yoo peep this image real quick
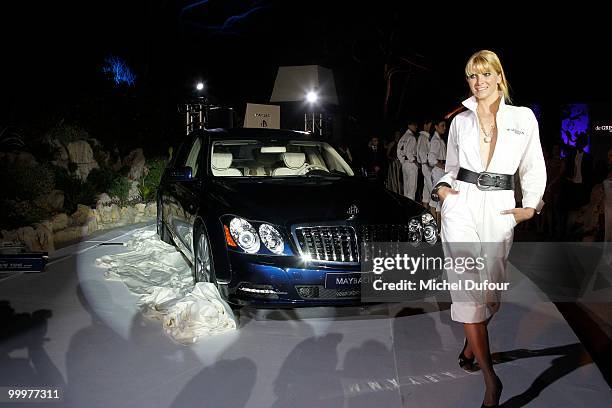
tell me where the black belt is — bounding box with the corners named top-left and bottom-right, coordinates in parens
top-left (457, 168), bottom-right (514, 191)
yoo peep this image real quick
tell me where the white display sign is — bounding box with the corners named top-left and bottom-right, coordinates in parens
top-left (244, 103), bottom-right (280, 129)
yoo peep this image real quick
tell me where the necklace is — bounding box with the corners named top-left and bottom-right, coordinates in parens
top-left (477, 112), bottom-right (496, 143)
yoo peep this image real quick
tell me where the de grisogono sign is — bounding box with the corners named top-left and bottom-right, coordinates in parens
top-left (244, 103), bottom-right (281, 129)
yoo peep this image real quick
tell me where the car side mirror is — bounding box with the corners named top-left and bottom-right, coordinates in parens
top-left (167, 166), bottom-right (193, 181)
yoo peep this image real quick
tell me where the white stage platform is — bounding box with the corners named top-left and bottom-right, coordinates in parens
top-left (0, 224), bottom-right (610, 407)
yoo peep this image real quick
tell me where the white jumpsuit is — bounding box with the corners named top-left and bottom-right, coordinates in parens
top-left (417, 131), bottom-right (432, 203)
top-left (428, 131), bottom-right (447, 212)
top-left (438, 96), bottom-right (546, 323)
top-left (397, 129), bottom-right (418, 200)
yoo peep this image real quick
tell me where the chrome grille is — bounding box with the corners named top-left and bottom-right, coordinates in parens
top-left (359, 224), bottom-right (411, 262)
top-left (295, 285), bottom-right (360, 300)
top-left (294, 226), bottom-right (358, 263)
top-left (293, 223), bottom-right (417, 264)
top-left (359, 224), bottom-right (410, 243)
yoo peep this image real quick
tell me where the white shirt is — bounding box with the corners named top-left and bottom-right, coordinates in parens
top-left (397, 129), bottom-right (417, 164)
top-left (438, 96), bottom-right (547, 212)
top-left (416, 131), bottom-right (430, 165)
top-left (428, 131), bottom-right (446, 167)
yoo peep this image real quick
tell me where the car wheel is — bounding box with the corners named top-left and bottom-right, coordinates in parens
top-left (157, 198), bottom-right (171, 244)
top-left (193, 228), bottom-right (216, 284)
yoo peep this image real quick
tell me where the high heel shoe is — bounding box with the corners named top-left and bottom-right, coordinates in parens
top-left (458, 338), bottom-right (478, 372)
top-left (481, 376), bottom-right (503, 407)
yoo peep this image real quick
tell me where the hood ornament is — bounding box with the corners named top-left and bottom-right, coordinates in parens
top-left (347, 204), bottom-right (359, 219)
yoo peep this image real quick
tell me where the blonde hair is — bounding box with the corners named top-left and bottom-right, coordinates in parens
top-left (465, 50), bottom-right (511, 104)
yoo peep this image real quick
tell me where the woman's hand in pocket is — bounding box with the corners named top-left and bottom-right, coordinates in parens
top-left (500, 207), bottom-right (535, 224)
top-left (439, 187), bottom-right (459, 203)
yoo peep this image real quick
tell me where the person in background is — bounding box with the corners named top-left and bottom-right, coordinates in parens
top-left (385, 130), bottom-right (403, 195)
top-left (566, 132), bottom-right (594, 209)
top-left (428, 119), bottom-right (447, 224)
top-left (542, 144), bottom-right (565, 238)
top-left (365, 135), bottom-right (386, 182)
top-left (397, 120), bottom-right (418, 200)
top-left (417, 120), bottom-right (434, 208)
top-left (558, 133), bottom-right (593, 239)
top-left (567, 183), bottom-right (605, 241)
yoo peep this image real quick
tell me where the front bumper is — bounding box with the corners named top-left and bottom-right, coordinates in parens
top-left (223, 252), bottom-right (441, 307)
top-left (224, 252), bottom-right (366, 306)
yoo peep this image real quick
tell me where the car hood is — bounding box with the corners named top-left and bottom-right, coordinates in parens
top-left (204, 177), bottom-right (425, 226)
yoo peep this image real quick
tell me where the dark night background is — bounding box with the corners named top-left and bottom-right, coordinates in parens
top-left (2, 1), bottom-right (612, 157)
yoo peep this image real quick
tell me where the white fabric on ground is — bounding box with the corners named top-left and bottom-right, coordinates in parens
top-left (95, 229), bottom-right (236, 343)
top-left (162, 283), bottom-right (237, 344)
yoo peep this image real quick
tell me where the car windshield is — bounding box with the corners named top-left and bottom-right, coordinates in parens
top-left (210, 140), bottom-right (354, 177)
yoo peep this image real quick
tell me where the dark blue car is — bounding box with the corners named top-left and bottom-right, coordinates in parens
top-left (157, 128), bottom-right (438, 306)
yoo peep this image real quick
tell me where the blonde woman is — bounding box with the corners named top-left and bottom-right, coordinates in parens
top-left (430, 50), bottom-right (546, 407)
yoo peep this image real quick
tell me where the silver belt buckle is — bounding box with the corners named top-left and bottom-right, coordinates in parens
top-left (476, 172), bottom-right (495, 190)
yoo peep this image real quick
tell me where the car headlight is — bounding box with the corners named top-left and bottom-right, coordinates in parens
top-left (421, 212), bottom-right (438, 244)
top-left (259, 224), bottom-right (284, 254)
top-left (406, 212), bottom-right (438, 245)
top-left (229, 217), bottom-right (260, 253)
top-left (408, 218), bottom-right (422, 244)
